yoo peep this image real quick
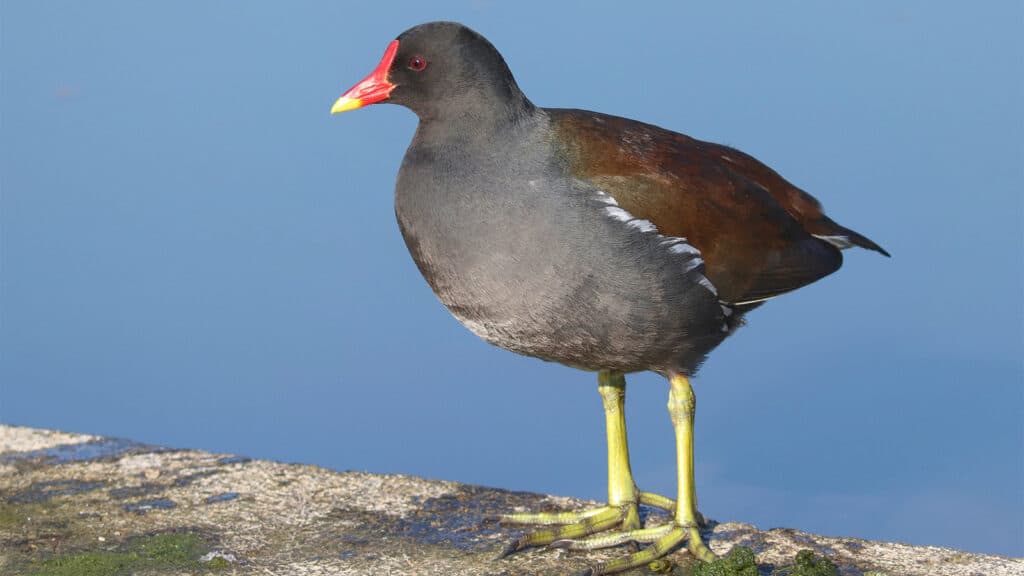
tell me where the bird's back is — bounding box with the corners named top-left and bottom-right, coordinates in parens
top-left (549, 108), bottom-right (887, 306)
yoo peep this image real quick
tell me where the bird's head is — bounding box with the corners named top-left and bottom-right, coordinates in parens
top-left (331, 22), bottom-right (531, 122)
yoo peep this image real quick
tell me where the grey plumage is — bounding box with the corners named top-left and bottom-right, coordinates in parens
top-left (396, 107), bottom-right (732, 375)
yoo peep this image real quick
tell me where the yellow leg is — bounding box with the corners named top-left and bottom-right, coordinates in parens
top-left (573, 374), bottom-right (717, 576)
top-left (499, 372), bottom-right (722, 574)
top-left (668, 374), bottom-right (715, 562)
top-left (599, 371), bottom-right (641, 530)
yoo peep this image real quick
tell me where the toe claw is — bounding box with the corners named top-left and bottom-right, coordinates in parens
top-left (498, 538), bottom-right (524, 559)
top-left (548, 538), bottom-right (572, 550)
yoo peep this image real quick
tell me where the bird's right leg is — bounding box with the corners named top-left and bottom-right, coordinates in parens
top-left (498, 371), bottom-right (675, 556)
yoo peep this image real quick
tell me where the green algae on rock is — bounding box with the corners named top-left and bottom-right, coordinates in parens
top-left (30, 533), bottom-right (213, 576)
top-left (776, 549), bottom-right (840, 576)
top-left (694, 546), bottom-right (758, 576)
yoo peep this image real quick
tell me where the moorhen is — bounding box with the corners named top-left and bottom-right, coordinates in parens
top-left (331, 21), bottom-right (887, 575)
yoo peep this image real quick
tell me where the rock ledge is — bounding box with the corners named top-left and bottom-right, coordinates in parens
top-left (1, 425), bottom-right (1018, 575)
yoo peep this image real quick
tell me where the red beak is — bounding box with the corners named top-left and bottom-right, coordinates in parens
top-left (331, 40), bottom-right (399, 114)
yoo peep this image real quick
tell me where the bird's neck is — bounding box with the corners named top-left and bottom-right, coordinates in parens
top-left (405, 105), bottom-right (551, 181)
top-left (414, 87), bottom-right (537, 138)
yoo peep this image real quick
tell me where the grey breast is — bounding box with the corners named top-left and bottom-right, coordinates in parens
top-left (394, 114), bottom-right (727, 375)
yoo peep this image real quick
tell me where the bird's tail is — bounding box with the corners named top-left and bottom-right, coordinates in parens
top-left (809, 216), bottom-right (890, 257)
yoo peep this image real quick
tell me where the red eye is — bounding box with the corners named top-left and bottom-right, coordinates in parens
top-left (408, 56), bottom-right (427, 71)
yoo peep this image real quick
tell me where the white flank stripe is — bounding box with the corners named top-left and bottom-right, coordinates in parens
top-left (591, 188), bottom-right (719, 299)
top-left (667, 241), bottom-right (701, 257)
top-left (602, 206), bottom-right (659, 233)
top-left (698, 276), bottom-right (718, 296)
top-left (593, 190), bottom-right (619, 206)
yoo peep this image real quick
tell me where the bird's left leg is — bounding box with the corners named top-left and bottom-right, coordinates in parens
top-left (498, 371), bottom-right (675, 556)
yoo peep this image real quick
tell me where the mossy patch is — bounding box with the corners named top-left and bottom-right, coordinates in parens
top-left (31, 532), bottom-right (211, 576)
top-left (692, 547), bottom-right (840, 576)
top-left (0, 502), bottom-right (26, 527)
top-left (775, 549), bottom-right (840, 576)
top-left (205, 555), bottom-right (231, 569)
top-left (694, 546), bottom-right (758, 576)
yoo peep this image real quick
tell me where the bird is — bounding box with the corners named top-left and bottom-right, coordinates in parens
top-left (330, 21), bottom-right (888, 576)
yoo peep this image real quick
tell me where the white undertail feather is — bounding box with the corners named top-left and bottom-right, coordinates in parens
top-left (730, 293), bottom-right (784, 306)
top-left (813, 234), bottom-right (854, 249)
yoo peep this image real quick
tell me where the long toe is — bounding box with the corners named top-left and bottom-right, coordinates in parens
top-left (573, 522), bottom-right (718, 576)
top-left (500, 505), bottom-right (616, 527)
top-left (497, 506), bottom-right (624, 557)
top-left (581, 525), bottom-right (688, 576)
top-left (549, 523), bottom-right (675, 552)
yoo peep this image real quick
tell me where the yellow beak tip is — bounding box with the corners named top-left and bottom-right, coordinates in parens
top-left (330, 97), bottom-right (363, 115)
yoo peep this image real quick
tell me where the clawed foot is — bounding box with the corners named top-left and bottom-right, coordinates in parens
top-left (568, 523), bottom-right (715, 576)
top-left (497, 492), bottom-right (714, 575)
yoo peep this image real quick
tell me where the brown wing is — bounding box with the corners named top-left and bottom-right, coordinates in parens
top-left (550, 108), bottom-right (887, 305)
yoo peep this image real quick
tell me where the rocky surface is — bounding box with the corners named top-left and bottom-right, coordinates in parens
top-left (1, 425), bottom-right (1018, 575)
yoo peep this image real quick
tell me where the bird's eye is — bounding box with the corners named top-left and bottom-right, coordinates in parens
top-left (408, 56), bottom-right (427, 71)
